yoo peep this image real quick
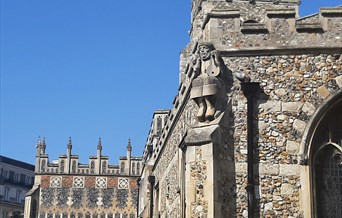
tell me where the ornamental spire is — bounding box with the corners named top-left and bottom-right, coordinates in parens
top-left (36, 136), bottom-right (41, 148)
top-left (42, 137), bottom-right (46, 154)
top-left (127, 138), bottom-right (132, 151)
top-left (67, 136), bottom-right (72, 150)
top-left (97, 137), bottom-right (102, 150)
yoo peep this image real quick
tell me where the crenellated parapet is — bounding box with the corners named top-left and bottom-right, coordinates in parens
top-left (191, 3), bottom-right (341, 52)
top-left (35, 137), bottom-right (142, 176)
top-left (27, 138), bottom-right (142, 218)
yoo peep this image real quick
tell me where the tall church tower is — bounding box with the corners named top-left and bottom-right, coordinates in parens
top-left (139, 0), bottom-right (342, 217)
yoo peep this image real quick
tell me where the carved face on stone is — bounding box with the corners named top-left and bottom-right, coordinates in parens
top-left (199, 44), bottom-right (212, 61)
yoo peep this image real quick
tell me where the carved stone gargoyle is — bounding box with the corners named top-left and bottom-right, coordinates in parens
top-left (189, 42), bottom-right (233, 122)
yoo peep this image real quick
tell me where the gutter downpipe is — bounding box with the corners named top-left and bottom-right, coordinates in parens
top-left (241, 82), bottom-right (260, 218)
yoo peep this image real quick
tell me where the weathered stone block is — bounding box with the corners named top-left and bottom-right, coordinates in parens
top-left (317, 85), bottom-right (330, 99)
top-left (274, 88), bottom-right (288, 97)
top-left (293, 119), bottom-right (307, 134)
top-left (335, 75), bottom-right (342, 88)
top-left (259, 163), bottom-right (279, 175)
top-left (302, 102), bottom-right (316, 116)
top-left (264, 202), bottom-right (273, 211)
top-left (235, 163), bottom-right (247, 174)
top-left (286, 140), bottom-right (299, 154)
top-left (279, 164), bottom-right (299, 176)
top-left (281, 183), bottom-right (294, 195)
top-left (259, 101), bottom-right (281, 112)
top-left (185, 125), bottom-right (220, 146)
top-left (282, 102), bottom-right (304, 112)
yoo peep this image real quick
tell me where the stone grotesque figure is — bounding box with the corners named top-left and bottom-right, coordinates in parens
top-left (190, 42), bottom-right (232, 122)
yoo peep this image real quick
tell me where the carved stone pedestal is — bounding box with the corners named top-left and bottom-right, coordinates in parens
top-left (184, 110), bottom-right (236, 218)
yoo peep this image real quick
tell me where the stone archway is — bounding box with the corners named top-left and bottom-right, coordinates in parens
top-left (299, 91), bottom-right (342, 217)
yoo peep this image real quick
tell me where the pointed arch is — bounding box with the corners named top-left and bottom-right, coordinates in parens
top-left (299, 90), bottom-right (342, 217)
top-left (299, 90), bottom-right (342, 162)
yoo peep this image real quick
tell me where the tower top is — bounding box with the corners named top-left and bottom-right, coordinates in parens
top-left (191, 0), bottom-right (299, 20)
top-left (127, 138), bottom-right (132, 151)
top-left (67, 137), bottom-right (72, 150)
top-left (97, 137), bottom-right (102, 150)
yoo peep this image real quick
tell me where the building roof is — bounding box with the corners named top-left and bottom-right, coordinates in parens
top-left (0, 155), bottom-right (35, 171)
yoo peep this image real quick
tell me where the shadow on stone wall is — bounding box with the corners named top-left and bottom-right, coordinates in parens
top-left (216, 100), bottom-right (237, 217)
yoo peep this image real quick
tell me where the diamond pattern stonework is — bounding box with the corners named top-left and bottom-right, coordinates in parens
top-left (118, 178), bottom-right (129, 189)
top-left (96, 177), bottom-right (107, 189)
top-left (73, 176), bottom-right (85, 188)
top-left (50, 176), bottom-right (62, 188)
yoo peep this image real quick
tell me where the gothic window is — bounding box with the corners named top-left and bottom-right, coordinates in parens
top-left (102, 161), bottom-right (107, 174)
top-left (137, 162), bottom-right (140, 175)
top-left (314, 145), bottom-right (342, 217)
top-left (132, 162), bottom-right (136, 175)
top-left (157, 116), bottom-right (162, 135)
top-left (121, 162), bottom-right (125, 174)
top-left (41, 159), bottom-right (46, 172)
top-left (72, 160), bottom-right (77, 173)
top-left (310, 98), bottom-right (342, 217)
top-left (91, 161), bottom-right (95, 174)
top-left (60, 160), bottom-right (65, 173)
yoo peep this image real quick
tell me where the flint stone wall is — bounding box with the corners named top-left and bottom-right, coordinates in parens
top-left (38, 175), bottom-right (138, 218)
top-left (228, 53), bottom-right (341, 217)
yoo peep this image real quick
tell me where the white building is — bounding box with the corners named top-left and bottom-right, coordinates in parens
top-left (0, 155), bottom-right (35, 218)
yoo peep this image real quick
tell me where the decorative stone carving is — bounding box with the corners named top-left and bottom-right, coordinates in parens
top-left (73, 176), bottom-right (85, 188)
top-left (118, 178), bottom-right (129, 189)
top-left (50, 176), bottom-right (62, 188)
top-left (96, 177), bottom-right (107, 189)
top-left (190, 41), bottom-right (233, 122)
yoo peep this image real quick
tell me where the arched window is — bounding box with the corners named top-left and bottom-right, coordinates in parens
top-left (308, 94), bottom-right (342, 217)
top-left (137, 162), bottom-right (140, 175)
top-left (314, 144), bottom-right (342, 217)
top-left (121, 162), bottom-right (125, 174)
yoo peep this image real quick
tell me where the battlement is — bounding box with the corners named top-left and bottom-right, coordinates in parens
top-left (190, 4), bottom-right (342, 52)
top-left (192, 0), bottom-right (300, 21)
top-left (35, 138), bottom-right (142, 176)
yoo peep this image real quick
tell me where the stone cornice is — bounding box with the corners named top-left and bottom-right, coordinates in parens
top-left (218, 46), bottom-right (342, 57)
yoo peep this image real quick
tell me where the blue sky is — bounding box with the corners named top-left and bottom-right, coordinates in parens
top-left (1, 0), bottom-right (341, 165)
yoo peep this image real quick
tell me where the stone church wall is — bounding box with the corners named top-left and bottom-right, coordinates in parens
top-left (227, 53), bottom-right (341, 217)
top-left (139, 1), bottom-right (342, 217)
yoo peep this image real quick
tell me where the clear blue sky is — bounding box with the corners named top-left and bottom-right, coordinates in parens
top-left (1, 0), bottom-right (341, 165)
